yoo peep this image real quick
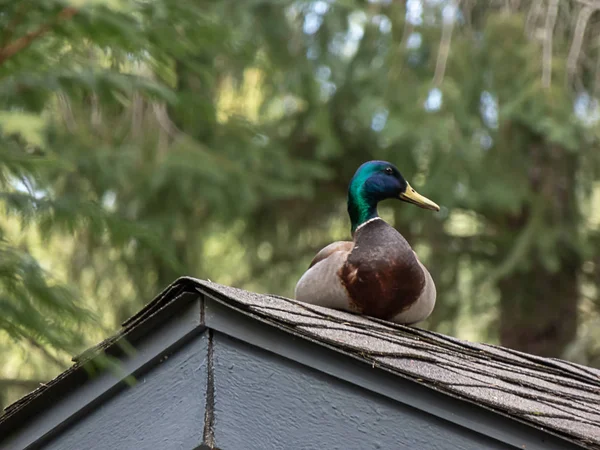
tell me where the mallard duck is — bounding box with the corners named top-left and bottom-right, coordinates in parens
top-left (295, 160), bottom-right (440, 324)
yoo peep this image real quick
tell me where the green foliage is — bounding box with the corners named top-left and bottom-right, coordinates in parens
top-left (0, 237), bottom-right (90, 350)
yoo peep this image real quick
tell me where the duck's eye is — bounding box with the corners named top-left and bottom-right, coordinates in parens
top-left (385, 167), bottom-right (393, 175)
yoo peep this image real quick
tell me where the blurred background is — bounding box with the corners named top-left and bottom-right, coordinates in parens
top-left (2, 0), bottom-right (600, 409)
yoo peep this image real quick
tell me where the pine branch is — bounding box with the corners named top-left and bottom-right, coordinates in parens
top-left (0, 7), bottom-right (78, 66)
top-left (0, 378), bottom-right (45, 390)
top-left (24, 335), bottom-right (69, 371)
top-left (480, 202), bottom-right (545, 289)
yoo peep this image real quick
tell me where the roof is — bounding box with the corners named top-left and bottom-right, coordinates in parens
top-left (2, 277), bottom-right (600, 449)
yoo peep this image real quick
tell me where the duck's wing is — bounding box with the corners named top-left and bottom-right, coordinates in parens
top-left (390, 252), bottom-right (437, 325)
top-left (307, 241), bottom-right (354, 268)
top-left (295, 241), bottom-right (355, 311)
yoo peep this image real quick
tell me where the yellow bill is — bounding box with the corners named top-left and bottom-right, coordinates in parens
top-left (399, 183), bottom-right (440, 211)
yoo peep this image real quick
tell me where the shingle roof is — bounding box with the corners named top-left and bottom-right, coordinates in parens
top-left (3, 277), bottom-right (600, 449)
top-left (193, 279), bottom-right (600, 450)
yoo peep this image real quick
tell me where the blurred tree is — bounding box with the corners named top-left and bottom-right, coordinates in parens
top-left (2, 0), bottom-right (600, 409)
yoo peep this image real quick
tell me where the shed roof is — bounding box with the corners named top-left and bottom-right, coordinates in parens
top-left (2, 277), bottom-right (600, 449)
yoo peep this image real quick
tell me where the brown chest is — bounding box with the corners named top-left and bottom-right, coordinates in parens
top-left (338, 220), bottom-right (425, 319)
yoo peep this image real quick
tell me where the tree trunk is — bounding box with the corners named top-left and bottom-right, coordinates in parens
top-left (498, 248), bottom-right (579, 357)
top-left (496, 135), bottom-right (581, 357)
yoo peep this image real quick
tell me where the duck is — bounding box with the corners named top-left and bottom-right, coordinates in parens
top-left (295, 160), bottom-right (440, 325)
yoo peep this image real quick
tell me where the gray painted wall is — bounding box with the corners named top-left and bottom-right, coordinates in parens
top-left (211, 332), bottom-right (513, 450)
top-left (42, 333), bottom-right (208, 450)
top-left (13, 304), bottom-right (564, 450)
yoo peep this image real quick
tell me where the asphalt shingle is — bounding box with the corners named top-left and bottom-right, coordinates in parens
top-left (195, 278), bottom-right (600, 449)
top-left (3, 277), bottom-right (600, 450)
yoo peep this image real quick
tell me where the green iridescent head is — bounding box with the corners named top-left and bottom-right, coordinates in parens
top-left (347, 161), bottom-right (439, 233)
